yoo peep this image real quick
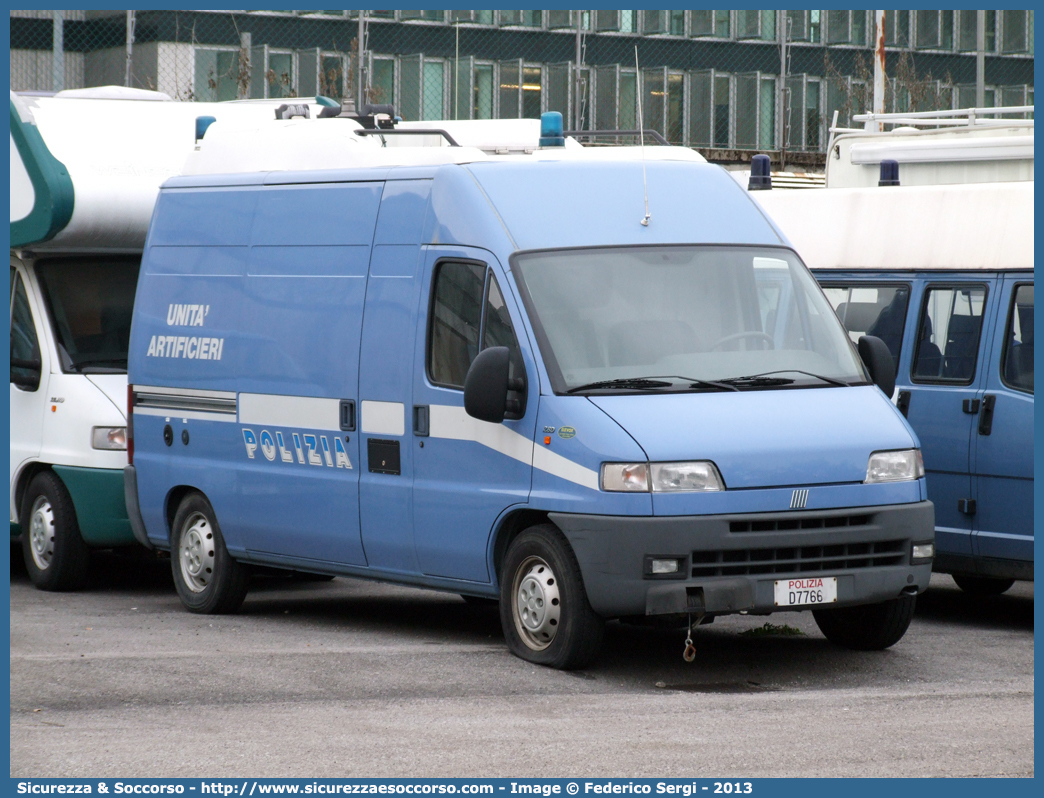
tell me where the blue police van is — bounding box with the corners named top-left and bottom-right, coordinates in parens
top-left (125, 114), bottom-right (935, 668)
top-left (757, 177), bottom-right (1032, 597)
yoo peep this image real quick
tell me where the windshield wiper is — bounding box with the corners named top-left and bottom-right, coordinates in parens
top-left (567, 375), bottom-right (740, 394)
top-left (717, 370), bottom-right (850, 388)
top-left (684, 378), bottom-right (740, 393)
top-left (567, 378), bottom-right (673, 393)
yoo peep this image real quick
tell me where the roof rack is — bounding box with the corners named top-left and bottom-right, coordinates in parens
top-left (354, 128), bottom-right (460, 147)
top-left (564, 129), bottom-right (671, 146)
top-left (832, 105), bottom-right (1034, 134)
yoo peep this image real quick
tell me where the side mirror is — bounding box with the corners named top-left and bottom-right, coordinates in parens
top-left (858, 335), bottom-right (895, 398)
top-left (463, 347), bottom-right (526, 423)
top-left (10, 357), bottom-right (41, 390)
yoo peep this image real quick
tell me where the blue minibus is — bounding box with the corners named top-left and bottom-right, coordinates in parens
top-left (125, 114), bottom-right (935, 668)
top-left (757, 178), bottom-right (1032, 596)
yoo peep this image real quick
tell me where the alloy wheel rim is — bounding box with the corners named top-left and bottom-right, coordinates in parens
top-left (512, 555), bottom-right (561, 651)
top-left (28, 496), bottom-right (55, 571)
top-left (179, 513), bottom-right (216, 593)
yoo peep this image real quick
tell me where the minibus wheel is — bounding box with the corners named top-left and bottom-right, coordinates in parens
top-left (812, 594), bottom-right (916, 651)
top-left (952, 575), bottom-right (1015, 597)
top-left (500, 524), bottom-right (604, 669)
top-left (19, 471), bottom-right (90, 591)
top-left (171, 492), bottom-right (249, 614)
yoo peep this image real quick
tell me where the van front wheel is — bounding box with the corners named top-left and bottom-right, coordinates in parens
top-left (813, 594), bottom-right (916, 651)
top-left (171, 492), bottom-right (249, 614)
top-left (20, 471), bottom-right (90, 591)
top-left (499, 524), bottom-right (604, 670)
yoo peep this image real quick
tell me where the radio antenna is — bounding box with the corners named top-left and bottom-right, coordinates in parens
top-left (635, 46), bottom-right (651, 226)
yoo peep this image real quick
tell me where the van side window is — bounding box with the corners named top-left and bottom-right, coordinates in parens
top-left (912, 285), bottom-right (987, 384)
top-left (1001, 284), bottom-right (1033, 393)
top-left (821, 284), bottom-right (910, 371)
top-left (428, 261), bottom-right (486, 388)
top-left (482, 273), bottom-right (523, 380)
top-left (10, 269), bottom-right (42, 391)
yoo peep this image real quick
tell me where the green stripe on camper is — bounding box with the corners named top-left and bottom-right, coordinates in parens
top-left (10, 97), bottom-right (75, 247)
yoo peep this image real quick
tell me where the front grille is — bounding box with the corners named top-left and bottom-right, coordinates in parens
top-left (691, 539), bottom-right (906, 577)
top-left (730, 514), bottom-right (872, 533)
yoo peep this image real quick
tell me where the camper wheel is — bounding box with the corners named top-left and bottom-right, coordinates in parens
top-left (171, 492), bottom-right (249, 614)
top-left (500, 524), bottom-right (604, 670)
top-left (20, 471), bottom-right (90, 591)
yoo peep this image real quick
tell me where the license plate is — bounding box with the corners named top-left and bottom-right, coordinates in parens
top-left (774, 577), bottom-right (838, 607)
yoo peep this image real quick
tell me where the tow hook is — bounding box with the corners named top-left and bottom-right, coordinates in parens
top-left (683, 611), bottom-right (705, 662)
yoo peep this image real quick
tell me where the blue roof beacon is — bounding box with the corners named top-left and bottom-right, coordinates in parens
top-left (126, 116), bottom-right (933, 669)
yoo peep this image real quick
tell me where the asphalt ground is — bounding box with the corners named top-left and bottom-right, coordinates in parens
top-left (9, 545), bottom-right (1034, 778)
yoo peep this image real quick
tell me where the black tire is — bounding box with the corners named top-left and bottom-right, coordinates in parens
top-left (499, 524), bottom-right (604, 670)
top-left (813, 594), bottom-right (916, 651)
top-left (170, 492), bottom-right (249, 614)
top-left (20, 471), bottom-right (90, 591)
top-left (952, 574), bottom-right (1015, 597)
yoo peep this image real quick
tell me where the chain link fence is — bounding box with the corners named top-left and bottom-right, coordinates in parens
top-left (11, 10), bottom-right (1035, 164)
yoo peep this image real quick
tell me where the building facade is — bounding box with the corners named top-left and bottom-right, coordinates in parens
top-left (10, 9), bottom-right (1035, 158)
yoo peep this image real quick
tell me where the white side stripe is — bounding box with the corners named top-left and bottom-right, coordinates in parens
top-left (533, 444), bottom-right (600, 491)
top-left (429, 404), bottom-right (600, 491)
top-left (429, 404), bottom-right (533, 465)
top-left (239, 393), bottom-right (341, 431)
top-left (361, 400), bottom-right (405, 436)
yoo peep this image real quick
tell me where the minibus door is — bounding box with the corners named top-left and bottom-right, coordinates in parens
top-left (411, 249), bottom-right (536, 584)
top-left (356, 180), bottom-right (434, 575)
top-left (971, 276), bottom-right (1033, 565)
top-left (903, 279), bottom-right (994, 559)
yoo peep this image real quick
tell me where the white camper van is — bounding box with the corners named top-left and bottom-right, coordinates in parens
top-left (10, 88), bottom-right (332, 589)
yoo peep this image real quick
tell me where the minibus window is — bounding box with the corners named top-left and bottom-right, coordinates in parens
top-left (513, 246), bottom-right (865, 394)
top-left (34, 256), bottom-right (140, 374)
top-left (10, 271), bottom-right (42, 391)
top-left (428, 261), bottom-right (486, 388)
top-left (1001, 284), bottom-right (1033, 393)
top-left (912, 285), bottom-right (987, 384)
top-left (821, 284), bottom-right (910, 370)
top-left (482, 274), bottom-right (524, 383)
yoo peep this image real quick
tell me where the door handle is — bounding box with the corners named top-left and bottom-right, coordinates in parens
top-left (977, 394), bottom-right (996, 436)
top-left (962, 398), bottom-right (980, 414)
top-left (339, 400), bottom-right (356, 431)
top-left (413, 405), bottom-right (429, 437)
top-left (896, 390), bottom-right (911, 418)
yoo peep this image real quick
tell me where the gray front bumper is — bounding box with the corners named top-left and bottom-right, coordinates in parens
top-left (551, 501), bottom-right (934, 618)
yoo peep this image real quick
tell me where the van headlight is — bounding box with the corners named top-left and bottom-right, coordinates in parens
top-left (602, 461), bottom-right (724, 492)
top-left (92, 426), bottom-right (127, 451)
top-left (865, 449), bottom-right (923, 483)
top-left (650, 461), bottom-right (724, 492)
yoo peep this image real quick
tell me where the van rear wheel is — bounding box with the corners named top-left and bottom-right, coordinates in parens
top-left (952, 574), bottom-right (1015, 597)
top-left (813, 594), bottom-right (916, 651)
top-left (20, 471), bottom-right (90, 591)
top-left (499, 524), bottom-right (604, 670)
top-left (171, 492), bottom-right (249, 614)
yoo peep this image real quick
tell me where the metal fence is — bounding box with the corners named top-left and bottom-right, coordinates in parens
top-left (10, 10), bottom-right (1035, 161)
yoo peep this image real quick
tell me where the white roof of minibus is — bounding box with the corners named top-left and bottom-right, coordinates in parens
top-left (181, 115), bottom-right (707, 175)
top-left (12, 90), bottom-right (333, 252)
top-left (754, 181), bottom-right (1033, 271)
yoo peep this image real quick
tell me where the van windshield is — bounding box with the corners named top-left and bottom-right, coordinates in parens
top-left (512, 246), bottom-right (867, 394)
top-left (34, 256), bottom-right (140, 374)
